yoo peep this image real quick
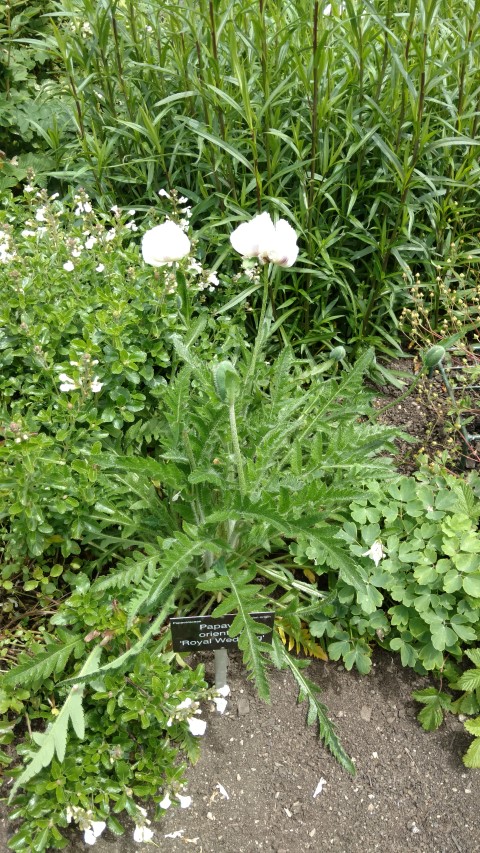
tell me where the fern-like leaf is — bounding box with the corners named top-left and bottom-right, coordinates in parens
top-left (93, 545), bottom-right (162, 593)
top-left (8, 646), bottom-right (102, 801)
top-left (126, 533), bottom-right (210, 624)
top-left (270, 632), bottom-right (355, 774)
top-left (1, 633), bottom-right (84, 689)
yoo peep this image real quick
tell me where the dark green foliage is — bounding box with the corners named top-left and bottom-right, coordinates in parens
top-left (24, 0), bottom-right (480, 345)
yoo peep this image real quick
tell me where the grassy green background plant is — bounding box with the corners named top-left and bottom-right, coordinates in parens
top-left (17, 0), bottom-right (480, 347)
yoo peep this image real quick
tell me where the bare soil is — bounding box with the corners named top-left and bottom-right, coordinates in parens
top-left (4, 651), bottom-right (475, 853)
top-left (372, 359), bottom-right (480, 473)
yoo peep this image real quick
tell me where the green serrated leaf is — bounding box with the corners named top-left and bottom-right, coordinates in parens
top-left (463, 736), bottom-right (480, 768)
top-left (271, 633), bottom-right (355, 774)
top-left (417, 703), bottom-right (444, 731)
top-left (9, 646), bottom-right (102, 801)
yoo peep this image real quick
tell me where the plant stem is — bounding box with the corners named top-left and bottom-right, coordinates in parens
top-left (246, 264), bottom-right (270, 383)
top-left (229, 398), bottom-right (246, 497)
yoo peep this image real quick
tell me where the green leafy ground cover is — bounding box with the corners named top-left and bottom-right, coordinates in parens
top-left (1, 1), bottom-right (480, 850)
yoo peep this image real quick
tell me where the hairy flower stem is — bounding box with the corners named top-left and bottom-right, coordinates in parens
top-left (229, 397), bottom-right (246, 497)
top-left (370, 367), bottom-right (425, 419)
top-left (246, 264), bottom-right (270, 383)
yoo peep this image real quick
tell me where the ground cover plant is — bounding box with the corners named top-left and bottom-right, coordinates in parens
top-left (15, 0), bottom-right (480, 349)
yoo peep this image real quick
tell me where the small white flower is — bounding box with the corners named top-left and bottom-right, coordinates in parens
top-left (110, 205), bottom-right (120, 216)
top-left (362, 540), bottom-right (385, 567)
top-left (105, 228), bottom-right (116, 242)
top-left (85, 236), bottom-right (97, 249)
top-left (159, 793), bottom-right (172, 810)
top-left (188, 260), bottom-right (203, 274)
top-left (35, 207), bottom-right (47, 222)
top-left (125, 221), bottom-right (138, 231)
top-left (313, 777), bottom-right (327, 797)
top-left (84, 201), bottom-right (92, 213)
top-left (24, 184), bottom-right (35, 193)
top-left (95, 263), bottom-right (105, 272)
top-left (91, 376), bottom-right (103, 393)
top-left (128, 209), bottom-right (136, 216)
top-left (133, 825), bottom-right (154, 843)
top-left (63, 260), bottom-right (75, 272)
top-left (59, 372), bottom-right (77, 392)
top-left (84, 820), bottom-right (106, 845)
top-left (176, 697), bottom-right (193, 711)
top-left (207, 272), bottom-right (219, 286)
top-left (72, 248), bottom-right (82, 258)
top-left (323, 3), bottom-right (332, 14)
top-left (158, 188), bottom-right (170, 197)
top-left (142, 221), bottom-right (191, 267)
top-left (21, 229), bottom-right (36, 237)
top-left (177, 794), bottom-right (192, 809)
top-left (187, 716), bottom-right (206, 737)
top-left (50, 192), bottom-right (60, 200)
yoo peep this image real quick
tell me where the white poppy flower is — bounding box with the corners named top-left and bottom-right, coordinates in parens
top-left (159, 792), bottom-right (172, 810)
top-left (133, 824), bottom-right (154, 843)
top-left (230, 212), bottom-right (298, 268)
top-left (187, 716), bottom-right (207, 737)
top-left (142, 221), bottom-right (190, 267)
top-left (362, 541), bottom-right (385, 567)
top-left (229, 211), bottom-right (275, 260)
top-left (177, 794), bottom-right (192, 808)
top-left (84, 820), bottom-right (106, 845)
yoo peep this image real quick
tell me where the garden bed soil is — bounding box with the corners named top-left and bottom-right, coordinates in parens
top-left (2, 650), bottom-right (478, 853)
top-left (372, 359), bottom-right (480, 473)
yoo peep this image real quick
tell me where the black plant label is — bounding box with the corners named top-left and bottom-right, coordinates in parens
top-left (170, 612), bottom-right (275, 651)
